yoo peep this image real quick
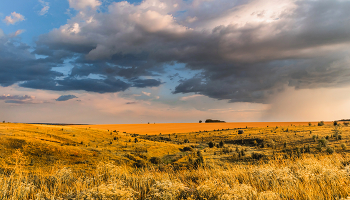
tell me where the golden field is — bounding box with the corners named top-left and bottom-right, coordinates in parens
top-left (0, 121), bottom-right (349, 199)
top-left (73, 121), bottom-right (333, 135)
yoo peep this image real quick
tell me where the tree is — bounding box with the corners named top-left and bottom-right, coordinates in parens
top-left (199, 120), bottom-right (202, 123)
top-left (208, 141), bottom-right (214, 148)
top-left (219, 140), bottom-right (224, 148)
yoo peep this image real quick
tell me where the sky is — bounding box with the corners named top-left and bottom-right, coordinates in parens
top-left (1, 0), bottom-right (350, 124)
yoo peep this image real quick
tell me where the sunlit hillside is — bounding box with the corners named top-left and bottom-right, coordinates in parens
top-left (0, 121), bottom-right (350, 199)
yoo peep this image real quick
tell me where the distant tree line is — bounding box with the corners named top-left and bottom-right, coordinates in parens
top-left (204, 119), bottom-right (226, 123)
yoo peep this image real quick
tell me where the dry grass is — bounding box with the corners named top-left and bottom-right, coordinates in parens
top-left (72, 121), bottom-right (333, 135)
top-left (0, 121), bottom-right (349, 199)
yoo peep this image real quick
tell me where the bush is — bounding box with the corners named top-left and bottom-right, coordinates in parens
top-left (304, 145), bottom-right (311, 153)
top-left (238, 130), bottom-right (244, 134)
top-left (334, 121), bottom-right (338, 126)
top-left (341, 143), bottom-right (347, 151)
top-left (318, 138), bottom-right (328, 147)
top-left (318, 121), bottom-right (324, 126)
top-left (222, 147), bottom-right (230, 154)
top-left (134, 159), bottom-right (147, 168)
top-left (315, 146), bottom-right (322, 152)
top-left (219, 141), bottom-right (224, 148)
top-left (251, 152), bottom-right (264, 160)
top-left (326, 146), bottom-right (334, 154)
top-left (338, 134), bottom-right (342, 140)
top-left (240, 149), bottom-right (245, 156)
top-left (208, 141), bottom-right (215, 148)
top-left (182, 146), bottom-right (193, 151)
top-left (150, 157), bottom-right (161, 164)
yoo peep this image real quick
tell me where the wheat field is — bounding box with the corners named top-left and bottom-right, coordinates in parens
top-left (0, 121), bottom-right (349, 199)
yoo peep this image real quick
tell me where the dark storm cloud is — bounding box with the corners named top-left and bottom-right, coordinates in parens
top-left (0, 36), bottom-right (62, 87)
top-left (4, 0), bottom-right (350, 102)
top-left (0, 95), bottom-right (35, 104)
top-left (56, 95), bottom-right (77, 101)
top-left (0, 33), bottom-right (162, 93)
top-left (131, 79), bottom-right (162, 88)
top-left (20, 77), bottom-right (131, 93)
top-left (0, 95), bottom-right (33, 101)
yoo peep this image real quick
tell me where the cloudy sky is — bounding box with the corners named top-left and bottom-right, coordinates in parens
top-left (0, 0), bottom-right (350, 124)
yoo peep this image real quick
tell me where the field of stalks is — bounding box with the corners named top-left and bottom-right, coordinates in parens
top-left (0, 121), bottom-right (350, 199)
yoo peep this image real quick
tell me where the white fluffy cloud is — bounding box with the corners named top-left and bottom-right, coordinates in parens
top-left (68, 0), bottom-right (101, 10)
top-left (3, 12), bottom-right (25, 25)
top-left (38, 0), bottom-right (50, 15)
top-left (13, 29), bottom-right (25, 36)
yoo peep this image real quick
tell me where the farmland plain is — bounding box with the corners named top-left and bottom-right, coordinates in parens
top-left (73, 121), bottom-right (332, 135)
top-left (0, 121), bottom-right (349, 199)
